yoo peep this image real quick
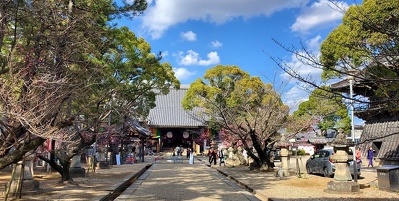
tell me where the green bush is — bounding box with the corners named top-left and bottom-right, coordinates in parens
top-left (293, 149), bottom-right (306, 156)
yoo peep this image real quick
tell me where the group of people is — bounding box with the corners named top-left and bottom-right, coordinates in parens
top-left (355, 146), bottom-right (375, 168)
top-left (173, 145), bottom-right (193, 159)
top-left (208, 148), bottom-right (225, 166)
top-left (174, 145), bottom-right (183, 156)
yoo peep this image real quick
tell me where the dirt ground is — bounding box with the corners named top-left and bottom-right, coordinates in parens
top-left (0, 164), bottom-right (147, 201)
top-left (1, 160), bottom-right (399, 201)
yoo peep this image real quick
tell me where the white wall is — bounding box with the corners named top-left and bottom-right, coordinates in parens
top-left (298, 145), bottom-right (315, 155)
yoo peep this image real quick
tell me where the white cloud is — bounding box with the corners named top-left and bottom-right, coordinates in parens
top-left (280, 52), bottom-right (323, 83)
top-left (199, 52), bottom-right (220, 66)
top-left (306, 35), bottom-right (322, 51)
top-left (173, 67), bottom-right (196, 81)
top-left (179, 50), bottom-right (199, 66)
top-left (141, 0), bottom-right (309, 39)
top-left (280, 35), bottom-right (324, 112)
top-left (180, 31), bottom-right (197, 41)
top-left (178, 50), bottom-right (220, 66)
top-left (211, 40), bottom-right (223, 48)
top-left (283, 86), bottom-right (309, 113)
top-left (280, 35), bottom-right (323, 82)
top-left (161, 51), bottom-right (169, 57)
top-left (291, 0), bottom-right (349, 33)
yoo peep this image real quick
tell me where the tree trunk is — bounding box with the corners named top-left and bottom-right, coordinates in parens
top-left (247, 130), bottom-right (275, 170)
top-left (37, 152), bottom-right (74, 183)
top-left (60, 161), bottom-right (72, 183)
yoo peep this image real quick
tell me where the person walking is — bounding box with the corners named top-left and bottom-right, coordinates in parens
top-left (355, 147), bottom-right (362, 164)
top-left (186, 148), bottom-right (191, 159)
top-left (174, 146), bottom-right (180, 156)
top-left (367, 147), bottom-right (374, 167)
top-left (218, 148), bottom-right (225, 166)
top-left (208, 148), bottom-right (212, 164)
top-left (209, 148), bottom-right (217, 166)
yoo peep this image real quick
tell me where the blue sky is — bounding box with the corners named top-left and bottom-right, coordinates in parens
top-left (118, 0), bottom-right (363, 123)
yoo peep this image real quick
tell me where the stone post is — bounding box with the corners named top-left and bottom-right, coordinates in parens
top-left (228, 147), bottom-right (234, 159)
top-left (6, 156), bottom-right (39, 196)
top-left (69, 155), bottom-right (85, 177)
top-left (97, 146), bottom-right (110, 169)
top-left (98, 146), bottom-right (106, 161)
top-left (280, 147), bottom-right (290, 176)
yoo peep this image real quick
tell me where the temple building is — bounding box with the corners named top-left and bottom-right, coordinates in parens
top-left (331, 68), bottom-right (399, 166)
top-left (147, 85), bottom-right (208, 153)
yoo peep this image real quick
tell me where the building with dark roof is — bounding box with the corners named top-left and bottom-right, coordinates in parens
top-left (147, 85), bottom-right (207, 152)
top-left (331, 68), bottom-right (399, 166)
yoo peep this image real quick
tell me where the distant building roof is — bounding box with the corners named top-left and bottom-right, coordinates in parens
top-left (308, 137), bottom-right (328, 144)
top-left (361, 121), bottom-right (399, 161)
top-left (124, 120), bottom-right (151, 138)
top-left (147, 86), bottom-right (205, 128)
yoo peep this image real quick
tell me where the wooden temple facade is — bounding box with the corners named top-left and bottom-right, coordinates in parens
top-left (146, 85), bottom-right (208, 153)
top-left (331, 69), bottom-right (399, 166)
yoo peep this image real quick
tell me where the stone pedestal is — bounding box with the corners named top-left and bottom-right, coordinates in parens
top-left (97, 161), bottom-right (111, 169)
top-left (326, 181), bottom-right (360, 193)
top-left (280, 147), bottom-right (290, 176)
top-left (98, 147), bottom-right (106, 162)
top-left (228, 147), bottom-right (234, 159)
top-left (69, 155), bottom-right (85, 177)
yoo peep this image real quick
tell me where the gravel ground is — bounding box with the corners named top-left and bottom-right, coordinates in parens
top-left (213, 159), bottom-right (399, 201)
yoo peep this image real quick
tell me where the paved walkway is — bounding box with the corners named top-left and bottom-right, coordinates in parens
top-left (115, 158), bottom-right (260, 201)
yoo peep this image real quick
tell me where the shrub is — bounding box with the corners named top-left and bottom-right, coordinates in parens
top-left (292, 149), bottom-right (306, 156)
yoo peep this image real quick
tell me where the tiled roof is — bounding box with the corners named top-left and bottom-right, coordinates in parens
top-left (125, 120), bottom-right (152, 138)
top-left (147, 86), bottom-right (205, 128)
top-left (361, 121), bottom-right (399, 161)
top-left (330, 70), bottom-right (366, 93)
top-left (308, 137), bottom-right (328, 144)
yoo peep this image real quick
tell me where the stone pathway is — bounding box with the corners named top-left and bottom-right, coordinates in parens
top-left (115, 161), bottom-right (260, 201)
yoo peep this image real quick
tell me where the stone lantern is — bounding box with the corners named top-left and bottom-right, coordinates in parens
top-left (277, 141), bottom-right (291, 176)
top-left (326, 129), bottom-right (360, 193)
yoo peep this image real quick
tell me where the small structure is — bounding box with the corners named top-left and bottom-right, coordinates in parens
top-left (326, 129), bottom-right (360, 193)
top-left (123, 119), bottom-right (152, 163)
top-left (96, 146), bottom-right (111, 169)
top-left (294, 130), bottom-right (333, 155)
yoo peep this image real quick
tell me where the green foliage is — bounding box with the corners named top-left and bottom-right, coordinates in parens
top-left (182, 65), bottom-right (289, 169)
top-left (319, 0), bottom-right (399, 120)
top-left (320, 0), bottom-right (399, 80)
top-left (295, 149), bottom-right (306, 156)
top-left (292, 87), bottom-right (350, 134)
top-left (0, 0), bottom-right (179, 170)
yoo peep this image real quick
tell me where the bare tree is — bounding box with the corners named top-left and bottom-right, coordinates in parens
top-left (0, 0), bottom-right (148, 169)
